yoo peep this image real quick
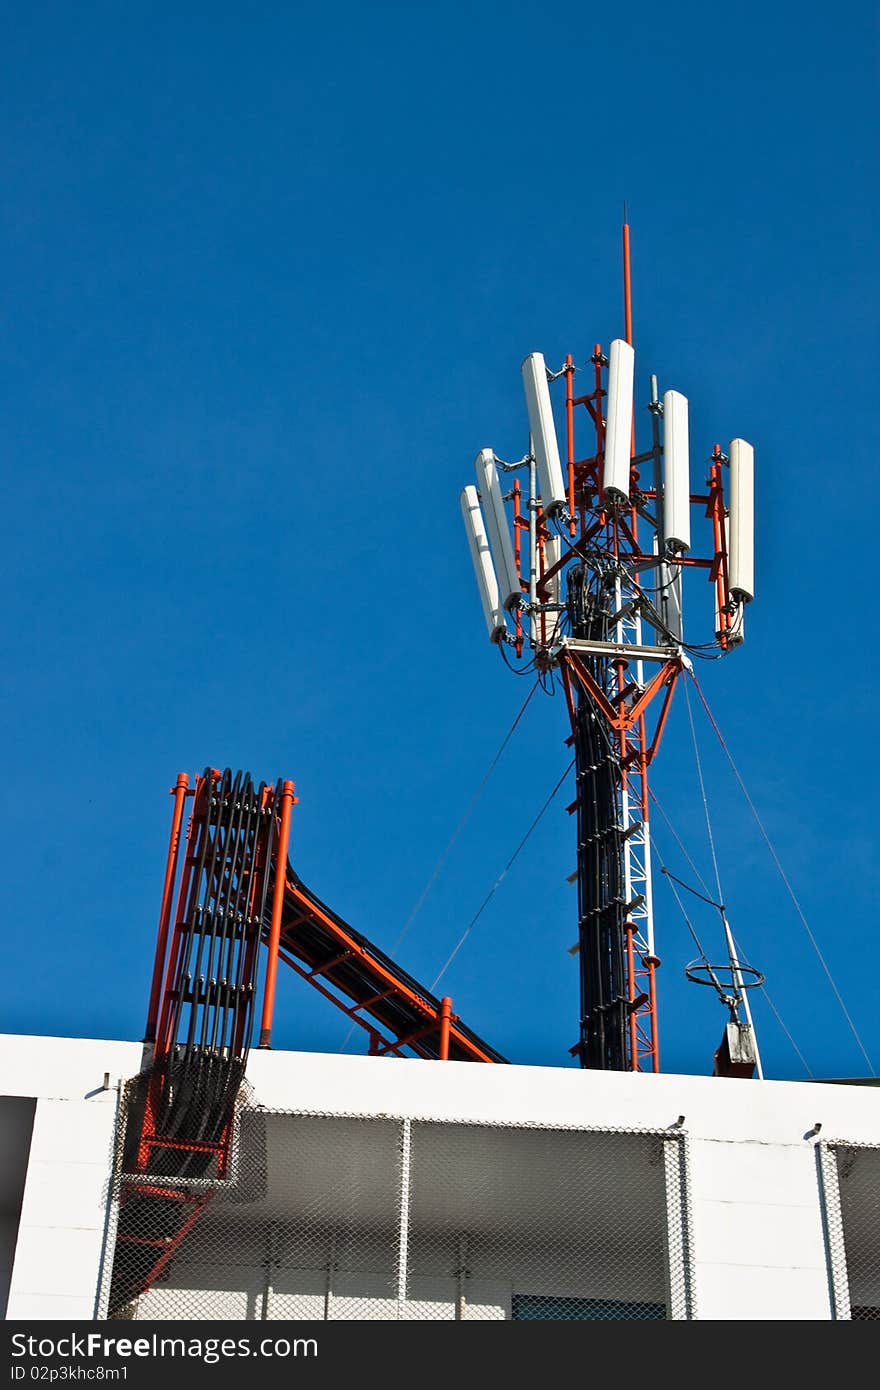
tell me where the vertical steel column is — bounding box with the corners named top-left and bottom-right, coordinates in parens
top-left (709, 450), bottom-right (731, 649)
top-left (623, 216), bottom-right (633, 347)
top-left (647, 955), bottom-right (659, 1072)
top-left (396, 1119), bottom-right (413, 1319)
top-left (323, 1228), bottom-right (337, 1321)
top-left (623, 214), bottom-right (635, 463)
top-left (261, 1223), bottom-right (277, 1321)
top-left (625, 925), bottom-right (638, 1067)
top-left (663, 1134), bottom-right (696, 1320)
top-left (155, 772), bottom-right (212, 1061)
top-left (456, 1233), bottom-right (468, 1320)
top-left (528, 451), bottom-right (537, 650)
top-left (624, 715), bottom-right (660, 1073)
top-left (816, 1144), bottom-right (851, 1320)
top-left (594, 343), bottom-right (606, 496)
top-left (565, 353), bottom-right (576, 535)
top-left (145, 772), bottom-right (190, 1043)
top-left (438, 997), bottom-right (452, 1060)
top-left (258, 779), bottom-right (296, 1049)
top-left (512, 478), bottom-right (523, 657)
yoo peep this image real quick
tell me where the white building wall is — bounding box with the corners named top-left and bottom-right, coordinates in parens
top-left (0, 1037), bottom-right (142, 1321)
top-left (136, 1270), bottom-right (510, 1322)
top-left (689, 1139), bottom-right (830, 1319)
top-left (1, 1033), bottom-right (879, 1322)
top-left (0, 1216), bottom-right (19, 1315)
top-left (0, 1097), bottom-right (36, 1317)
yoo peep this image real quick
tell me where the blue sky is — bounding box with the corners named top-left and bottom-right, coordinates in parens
top-left (1, 3), bottom-right (877, 1080)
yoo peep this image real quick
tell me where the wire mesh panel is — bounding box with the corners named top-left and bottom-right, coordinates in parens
top-left (404, 1123), bottom-right (682, 1319)
top-left (103, 1093), bottom-right (693, 1321)
top-left (107, 1105), bottom-right (403, 1321)
top-left (823, 1144), bottom-right (880, 1321)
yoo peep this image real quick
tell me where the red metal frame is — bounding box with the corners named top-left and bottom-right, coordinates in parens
top-left (113, 1186), bottom-right (213, 1303)
top-left (277, 879), bottom-right (496, 1063)
top-left (138, 772), bottom-right (240, 1180)
top-left (513, 479), bottom-right (524, 657)
top-left (259, 779), bottom-right (297, 1048)
top-left (142, 776), bottom-right (496, 1069)
top-left (153, 771), bottom-right (213, 1067)
top-left (438, 996), bottom-right (452, 1060)
top-left (144, 772), bottom-right (191, 1044)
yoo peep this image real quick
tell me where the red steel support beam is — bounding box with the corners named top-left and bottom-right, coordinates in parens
top-left (144, 772), bottom-right (190, 1043)
top-left (647, 956), bottom-right (660, 1072)
top-left (623, 217), bottom-right (636, 463)
top-left (513, 479), bottom-right (524, 657)
top-left (623, 218), bottom-right (633, 348)
top-left (259, 780), bottom-right (297, 1048)
top-left (156, 772), bottom-right (212, 1063)
top-left (439, 996), bottom-right (452, 1060)
top-left (281, 880), bottom-right (499, 1063)
top-left (274, 946), bottom-right (406, 1057)
top-left (133, 1193), bottom-right (211, 1295)
top-left (625, 925), bottom-right (638, 1071)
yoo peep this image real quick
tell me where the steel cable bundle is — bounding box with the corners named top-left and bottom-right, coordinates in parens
top-left (568, 564), bottom-right (628, 1070)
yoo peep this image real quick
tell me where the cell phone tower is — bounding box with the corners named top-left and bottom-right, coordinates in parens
top-left (460, 220), bottom-right (755, 1073)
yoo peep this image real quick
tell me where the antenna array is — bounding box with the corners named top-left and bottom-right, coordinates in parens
top-left (459, 241), bottom-right (755, 1072)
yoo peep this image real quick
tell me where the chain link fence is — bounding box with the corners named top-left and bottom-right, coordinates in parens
top-left (102, 1082), bottom-right (695, 1321)
top-left (820, 1142), bottom-right (880, 1321)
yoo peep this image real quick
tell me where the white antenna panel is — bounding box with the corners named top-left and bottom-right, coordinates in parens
top-left (521, 353), bottom-right (567, 517)
top-left (475, 448), bottom-right (521, 610)
top-left (541, 533), bottom-right (561, 647)
top-left (662, 390), bottom-right (691, 552)
top-left (460, 486), bottom-right (507, 642)
top-left (728, 439), bottom-right (754, 602)
top-left (714, 548), bottom-right (723, 642)
top-left (603, 339), bottom-right (635, 502)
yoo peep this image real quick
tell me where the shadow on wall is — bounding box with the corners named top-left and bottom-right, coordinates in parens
top-left (0, 1097), bottom-right (37, 1317)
